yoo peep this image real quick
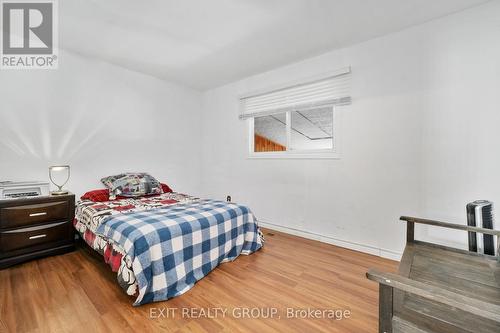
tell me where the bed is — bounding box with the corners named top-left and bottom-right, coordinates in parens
top-left (74, 191), bottom-right (264, 306)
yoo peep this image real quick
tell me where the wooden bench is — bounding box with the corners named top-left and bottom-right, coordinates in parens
top-left (367, 216), bottom-right (500, 333)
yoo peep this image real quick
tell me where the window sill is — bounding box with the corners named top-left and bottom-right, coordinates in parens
top-left (247, 152), bottom-right (341, 159)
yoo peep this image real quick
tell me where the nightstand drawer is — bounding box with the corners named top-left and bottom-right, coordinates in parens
top-left (0, 221), bottom-right (71, 252)
top-left (0, 201), bottom-right (68, 229)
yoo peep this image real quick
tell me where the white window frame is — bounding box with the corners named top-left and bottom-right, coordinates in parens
top-left (248, 104), bottom-right (341, 159)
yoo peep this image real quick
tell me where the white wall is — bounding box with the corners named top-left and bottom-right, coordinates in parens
top-left (0, 50), bottom-right (202, 197)
top-left (418, 2), bottom-right (500, 249)
top-left (200, 2), bottom-right (500, 259)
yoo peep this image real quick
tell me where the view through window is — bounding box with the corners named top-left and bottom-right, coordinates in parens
top-left (253, 106), bottom-right (334, 153)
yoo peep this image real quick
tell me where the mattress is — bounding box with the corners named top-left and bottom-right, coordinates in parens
top-left (74, 192), bottom-right (264, 305)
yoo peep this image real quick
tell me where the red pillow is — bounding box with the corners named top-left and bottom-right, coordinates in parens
top-left (81, 183), bottom-right (173, 202)
top-left (160, 183), bottom-right (173, 194)
top-left (80, 189), bottom-right (110, 202)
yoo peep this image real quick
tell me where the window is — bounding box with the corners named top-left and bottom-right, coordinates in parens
top-left (290, 107), bottom-right (333, 151)
top-left (253, 113), bottom-right (287, 152)
top-left (240, 67), bottom-right (351, 158)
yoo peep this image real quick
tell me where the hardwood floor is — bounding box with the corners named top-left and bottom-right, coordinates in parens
top-left (0, 229), bottom-right (397, 333)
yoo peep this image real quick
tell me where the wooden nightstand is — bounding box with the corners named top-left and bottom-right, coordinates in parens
top-left (0, 193), bottom-right (75, 269)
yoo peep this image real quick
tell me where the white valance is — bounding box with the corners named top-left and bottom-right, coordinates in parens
top-left (240, 67), bottom-right (351, 120)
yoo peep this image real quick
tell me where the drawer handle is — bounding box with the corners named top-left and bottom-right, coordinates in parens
top-left (29, 212), bottom-right (47, 217)
top-left (29, 234), bottom-right (47, 240)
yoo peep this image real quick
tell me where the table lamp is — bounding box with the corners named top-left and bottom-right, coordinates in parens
top-left (49, 165), bottom-right (70, 195)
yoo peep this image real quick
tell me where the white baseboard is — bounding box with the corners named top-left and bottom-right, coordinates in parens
top-left (257, 220), bottom-right (402, 261)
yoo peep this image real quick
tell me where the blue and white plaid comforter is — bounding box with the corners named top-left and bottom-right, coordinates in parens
top-left (95, 199), bottom-right (263, 305)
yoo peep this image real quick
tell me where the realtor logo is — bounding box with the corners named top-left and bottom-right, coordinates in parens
top-left (1, 0), bottom-right (58, 69)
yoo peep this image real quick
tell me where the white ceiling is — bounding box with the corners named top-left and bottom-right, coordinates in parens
top-left (60, 0), bottom-right (491, 90)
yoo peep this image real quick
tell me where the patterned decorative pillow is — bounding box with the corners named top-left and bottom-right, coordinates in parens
top-left (81, 183), bottom-right (173, 202)
top-left (101, 173), bottom-right (163, 200)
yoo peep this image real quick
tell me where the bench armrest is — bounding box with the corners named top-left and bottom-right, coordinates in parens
top-left (400, 216), bottom-right (500, 236)
top-left (367, 269), bottom-right (500, 322)
top-left (400, 216), bottom-right (500, 259)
